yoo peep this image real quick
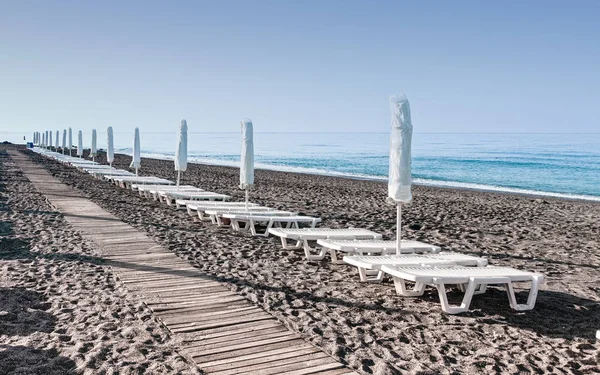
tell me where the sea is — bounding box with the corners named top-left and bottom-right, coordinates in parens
top-left (5, 131), bottom-right (600, 201)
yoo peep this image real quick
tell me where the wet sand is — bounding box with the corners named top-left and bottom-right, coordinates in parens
top-left (5, 145), bottom-right (600, 374)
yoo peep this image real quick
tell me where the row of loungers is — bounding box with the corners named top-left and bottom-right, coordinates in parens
top-left (31, 147), bottom-right (545, 314)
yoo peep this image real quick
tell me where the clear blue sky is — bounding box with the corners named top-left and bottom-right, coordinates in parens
top-left (1, 0), bottom-right (599, 138)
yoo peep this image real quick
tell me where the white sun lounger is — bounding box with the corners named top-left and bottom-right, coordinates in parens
top-left (223, 213), bottom-right (321, 236)
top-left (176, 200), bottom-right (260, 215)
top-left (91, 170), bottom-right (135, 179)
top-left (380, 265), bottom-right (544, 314)
top-left (267, 228), bottom-right (382, 261)
top-left (190, 204), bottom-right (270, 221)
top-left (205, 209), bottom-right (294, 226)
top-left (105, 176), bottom-right (174, 189)
top-left (316, 239), bottom-right (442, 264)
top-left (146, 187), bottom-right (205, 201)
top-left (159, 191), bottom-right (230, 206)
top-left (343, 253), bottom-right (488, 282)
top-left (132, 184), bottom-right (200, 198)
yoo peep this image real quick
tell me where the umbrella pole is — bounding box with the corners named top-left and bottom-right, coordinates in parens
top-left (245, 188), bottom-right (249, 210)
top-left (396, 204), bottom-right (402, 255)
top-left (136, 167), bottom-right (138, 177)
top-left (177, 170), bottom-right (181, 188)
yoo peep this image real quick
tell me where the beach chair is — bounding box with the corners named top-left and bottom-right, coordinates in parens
top-left (176, 200), bottom-right (260, 215)
top-left (159, 191), bottom-right (230, 206)
top-left (106, 176), bottom-right (174, 189)
top-left (90, 169), bottom-right (135, 179)
top-left (380, 265), bottom-right (544, 314)
top-left (145, 187), bottom-right (204, 200)
top-left (343, 252), bottom-right (488, 282)
top-left (267, 228), bottom-right (382, 261)
top-left (316, 239), bottom-right (441, 264)
top-left (223, 213), bottom-right (321, 236)
top-left (204, 209), bottom-right (294, 226)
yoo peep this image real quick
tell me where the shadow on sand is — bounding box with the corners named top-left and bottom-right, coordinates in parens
top-left (0, 287), bottom-right (56, 336)
top-left (0, 345), bottom-right (77, 375)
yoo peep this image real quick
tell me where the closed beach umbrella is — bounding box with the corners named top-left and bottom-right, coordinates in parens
top-left (130, 127), bottom-right (141, 176)
top-left (49, 131), bottom-right (53, 151)
top-left (77, 130), bottom-right (83, 157)
top-left (45, 131), bottom-right (49, 148)
top-left (41, 132), bottom-right (45, 148)
top-left (62, 129), bottom-right (67, 154)
top-left (240, 119), bottom-right (254, 209)
top-left (175, 120), bottom-right (188, 187)
top-left (107, 126), bottom-right (114, 167)
top-left (68, 128), bottom-right (73, 156)
top-left (55, 131), bottom-right (59, 150)
top-left (90, 129), bottom-right (97, 161)
top-left (388, 94), bottom-right (413, 254)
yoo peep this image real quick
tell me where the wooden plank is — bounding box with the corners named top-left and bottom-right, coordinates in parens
top-left (161, 309), bottom-right (267, 326)
top-left (186, 326), bottom-right (288, 347)
top-left (203, 347), bottom-right (320, 374)
top-left (263, 362), bottom-right (346, 375)
top-left (198, 343), bottom-right (316, 368)
top-left (171, 314), bottom-right (275, 334)
top-left (145, 292), bottom-right (240, 305)
top-left (188, 334), bottom-right (300, 358)
top-left (180, 320), bottom-right (283, 341)
top-left (151, 299), bottom-right (249, 315)
top-left (210, 352), bottom-right (332, 375)
top-left (193, 339), bottom-right (310, 364)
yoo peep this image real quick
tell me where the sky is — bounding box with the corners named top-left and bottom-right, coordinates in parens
top-left (1, 0), bottom-right (599, 140)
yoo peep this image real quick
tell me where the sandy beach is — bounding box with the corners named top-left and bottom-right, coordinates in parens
top-left (2, 145), bottom-right (600, 374)
top-left (0, 148), bottom-right (199, 374)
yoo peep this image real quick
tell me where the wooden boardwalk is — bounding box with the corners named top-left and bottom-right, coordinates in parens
top-left (10, 151), bottom-right (357, 375)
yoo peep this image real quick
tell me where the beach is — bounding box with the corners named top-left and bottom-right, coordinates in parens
top-left (3, 145), bottom-right (600, 374)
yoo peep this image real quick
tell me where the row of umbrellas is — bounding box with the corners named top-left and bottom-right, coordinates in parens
top-left (31, 95), bottom-right (412, 253)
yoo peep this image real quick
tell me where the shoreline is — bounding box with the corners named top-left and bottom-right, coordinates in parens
top-left (138, 151), bottom-right (600, 203)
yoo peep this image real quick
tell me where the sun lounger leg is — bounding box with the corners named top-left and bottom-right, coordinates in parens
top-left (328, 249), bottom-right (345, 264)
top-left (280, 236), bottom-right (289, 249)
top-left (505, 275), bottom-right (542, 311)
top-left (303, 240), bottom-right (326, 261)
top-left (393, 277), bottom-right (426, 296)
top-left (255, 220), bottom-right (272, 237)
top-left (434, 278), bottom-right (478, 314)
top-left (358, 267), bottom-right (384, 283)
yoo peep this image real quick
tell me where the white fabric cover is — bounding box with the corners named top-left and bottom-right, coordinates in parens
top-left (62, 130), bottom-right (66, 149)
top-left (77, 130), bottom-right (83, 156)
top-left (239, 119), bottom-right (254, 188)
top-left (388, 94), bottom-right (413, 204)
top-left (45, 131), bottom-right (49, 147)
top-left (91, 129), bottom-right (97, 156)
top-left (130, 127), bottom-right (141, 169)
top-left (49, 131), bottom-right (52, 149)
top-left (107, 126), bottom-right (114, 163)
top-left (175, 120), bottom-right (187, 172)
top-left (55, 131), bottom-right (59, 149)
top-left (41, 132), bottom-right (45, 147)
top-left (68, 128), bottom-right (72, 150)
